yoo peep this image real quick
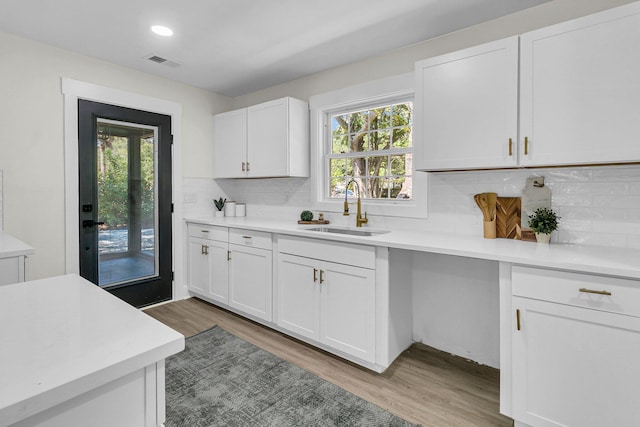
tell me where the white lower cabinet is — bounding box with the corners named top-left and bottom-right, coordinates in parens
top-left (278, 253), bottom-right (375, 363)
top-left (511, 266), bottom-right (640, 427)
top-left (187, 224), bottom-right (272, 322)
top-left (186, 223), bottom-right (413, 372)
top-left (187, 225), bottom-right (229, 304)
top-left (277, 254), bottom-right (319, 340)
top-left (0, 256), bottom-right (26, 285)
top-left (229, 243), bottom-right (273, 321)
top-left (277, 236), bottom-right (379, 364)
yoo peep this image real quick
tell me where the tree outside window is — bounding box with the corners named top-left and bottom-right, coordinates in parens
top-left (327, 101), bottom-right (413, 200)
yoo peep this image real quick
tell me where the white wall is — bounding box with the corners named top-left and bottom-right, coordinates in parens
top-left (412, 254), bottom-right (500, 368)
top-left (0, 30), bottom-right (232, 279)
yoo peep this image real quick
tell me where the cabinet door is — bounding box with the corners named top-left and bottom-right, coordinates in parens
top-left (247, 98), bottom-right (289, 177)
top-left (320, 262), bottom-right (375, 363)
top-left (414, 37), bottom-right (518, 171)
top-left (228, 244), bottom-right (273, 321)
top-left (276, 254), bottom-right (319, 341)
top-left (519, 3), bottom-right (640, 166)
top-left (0, 256), bottom-right (22, 285)
top-left (512, 296), bottom-right (640, 427)
top-left (187, 238), bottom-right (209, 294)
top-left (214, 108), bottom-right (247, 178)
top-left (206, 240), bottom-right (229, 304)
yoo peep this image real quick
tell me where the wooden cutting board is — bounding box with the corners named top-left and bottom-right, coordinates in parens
top-left (496, 197), bottom-right (522, 240)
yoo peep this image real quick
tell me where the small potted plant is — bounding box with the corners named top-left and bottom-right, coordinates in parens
top-left (213, 197), bottom-right (226, 218)
top-left (528, 207), bottom-right (560, 244)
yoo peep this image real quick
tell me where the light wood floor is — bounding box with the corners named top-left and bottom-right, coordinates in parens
top-left (145, 297), bottom-right (512, 427)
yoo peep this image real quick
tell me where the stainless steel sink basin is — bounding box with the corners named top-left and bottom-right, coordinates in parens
top-left (307, 226), bottom-right (390, 237)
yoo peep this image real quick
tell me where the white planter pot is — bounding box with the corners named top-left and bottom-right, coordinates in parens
top-left (214, 210), bottom-right (225, 218)
top-left (535, 232), bottom-right (552, 244)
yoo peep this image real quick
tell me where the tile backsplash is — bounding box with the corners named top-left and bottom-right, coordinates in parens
top-left (183, 164), bottom-right (640, 249)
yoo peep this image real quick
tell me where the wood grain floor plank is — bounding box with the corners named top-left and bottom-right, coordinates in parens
top-left (145, 297), bottom-right (512, 427)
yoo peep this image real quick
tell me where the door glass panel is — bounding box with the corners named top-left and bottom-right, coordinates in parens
top-left (96, 119), bottom-right (158, 287)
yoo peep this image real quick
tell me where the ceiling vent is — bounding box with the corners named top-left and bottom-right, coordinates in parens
top-left (146, 55), bottom-right (180, 68)
top-left (148, 55), bottom-right (168, 64)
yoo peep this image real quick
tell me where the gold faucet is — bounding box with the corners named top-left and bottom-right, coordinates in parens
top-left (343, 179), bottom-right (368, 227)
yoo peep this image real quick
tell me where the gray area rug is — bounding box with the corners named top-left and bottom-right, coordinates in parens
top-left (165, 326), bottom-right (418, 427)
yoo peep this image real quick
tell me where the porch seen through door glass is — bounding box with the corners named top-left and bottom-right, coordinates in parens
top-left (96, 119), bottom-right (159, 287)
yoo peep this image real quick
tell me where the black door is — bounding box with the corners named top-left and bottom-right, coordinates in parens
top-left (78, 100), bottom-right (172, 307)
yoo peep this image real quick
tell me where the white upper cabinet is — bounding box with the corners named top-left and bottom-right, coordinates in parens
top-left (213, 108), bottom-right (247, 178)
top-left (414, 37), bottom-right (519, 171)
top-left (414, 2), bottom-right (640, 171)
top-left (519, 2), bottom-right (640, 167)
top-left (213, 97), bottom-right (309, 178)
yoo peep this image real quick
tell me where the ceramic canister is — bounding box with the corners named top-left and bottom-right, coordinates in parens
top-left (224, 201), bottom-right (236, 217)
top-left (235, 203), bottom-right (246, 217)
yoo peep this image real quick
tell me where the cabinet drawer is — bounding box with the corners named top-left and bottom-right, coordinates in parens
top-left (278, 235), bottom-right (375, 270)
top-left (229, 228), bottom-right (272, 250)
top-left (512, 266), bottom-right (640, 318)
top-left (188, 223), bottom-right (228, 241)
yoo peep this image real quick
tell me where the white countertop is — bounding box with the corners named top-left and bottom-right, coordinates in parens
top-left (0, 274), bottom-right (185, 425)
top-left (186, 216), bottom-right (640, 280)
top-left (0, 231), bottom-right (34, 259)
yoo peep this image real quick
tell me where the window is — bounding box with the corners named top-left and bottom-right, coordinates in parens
top-left (327, 101), bottom-right (413, 201)
top-left (309, 72), bottom-right (427, 219)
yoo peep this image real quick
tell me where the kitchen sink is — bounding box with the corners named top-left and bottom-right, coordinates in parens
top-left (307, 226), bottom-right (390, 237)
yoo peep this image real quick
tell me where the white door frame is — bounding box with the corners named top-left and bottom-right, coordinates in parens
top-left (61, 78), bottom-right (185, 301)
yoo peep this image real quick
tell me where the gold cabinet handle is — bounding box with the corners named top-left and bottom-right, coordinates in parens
top-left (516, 309), bottom-right (521, 331)
top-left (313, 268), bottom-right (318, 282)
top-left (227, 250), bottom-right (231, 261)
top-left (319, 270), bottom-right (325, 284)
top-left (579, 288), bottom-right (612, 296)
top-left (201, 244), bottom-right (205, 255)
top-left (242, 235), bottom-right (252, 239)
top-left (201, 229), bottom-right (209, 233)
top-left (241, 162), bottom-right (246, 171)
top-left (202, 245), bottom-right (209, 255)
top-left (524, 136), bottom-right (529, 155)
top-left (508, 138), bottom-right (513, 156)
top-left (246, 162), bottom-right (250, 172)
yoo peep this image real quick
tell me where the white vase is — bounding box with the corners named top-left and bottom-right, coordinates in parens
top-left (214, 210), bottom-right (224, 218)
top-left (535, 232), bottom-right (552, 244)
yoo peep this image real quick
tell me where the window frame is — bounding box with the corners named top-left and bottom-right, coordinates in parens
top-left (326, 100), bottom-right (414, 201)
top-left (309, 73), bottom-right (428, 219)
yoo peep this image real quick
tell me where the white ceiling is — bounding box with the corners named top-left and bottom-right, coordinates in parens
top-left (0, 0), bottom-right (549, 97)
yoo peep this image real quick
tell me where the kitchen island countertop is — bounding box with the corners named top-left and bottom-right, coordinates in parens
top-left (0, 274), bottom-right (184, 425)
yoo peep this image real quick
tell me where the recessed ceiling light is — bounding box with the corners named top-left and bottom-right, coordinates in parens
top-left (151, 25), bottom-right (173, 37)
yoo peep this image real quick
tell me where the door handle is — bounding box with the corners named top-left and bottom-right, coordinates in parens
top-left (82, 220), bottom-right (105, 228)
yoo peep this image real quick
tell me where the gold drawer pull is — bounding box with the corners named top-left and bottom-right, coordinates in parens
top-left (516, 309), bottom-right (521, 331)
top-left (313, 268), bottom-right (318, 282)
top-left (579, 288), bottom-right (612, 296)
top-left (242, 235), bottom-right (252, 239)
top-left (201, 229), bottom-right (209, 233)
top-left (524, 136), bottom-right (529, 155)
top-left (508, 138), bottom-right (513, 156)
